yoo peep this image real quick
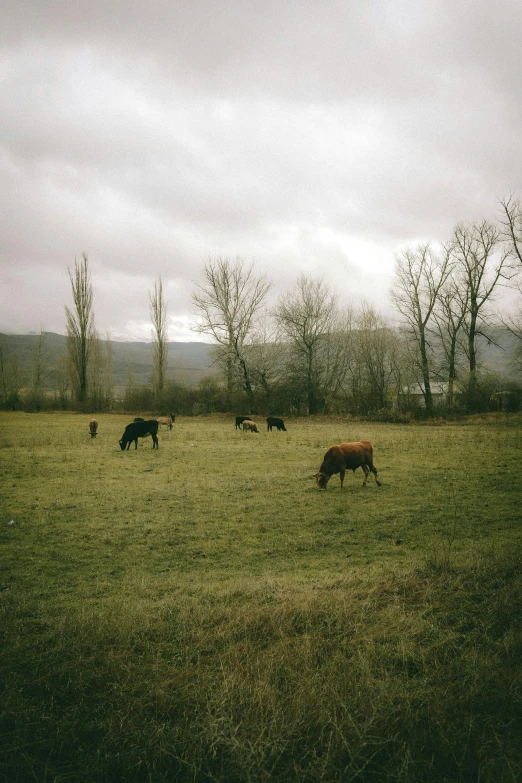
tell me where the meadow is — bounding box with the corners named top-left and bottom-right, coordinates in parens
top-left (1, 412), bottom-right (521, 782)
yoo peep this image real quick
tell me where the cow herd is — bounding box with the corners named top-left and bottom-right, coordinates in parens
top-left (234, 415), bottom-right (287, 432)
top-left (89, 414), bottom-right (382, 489)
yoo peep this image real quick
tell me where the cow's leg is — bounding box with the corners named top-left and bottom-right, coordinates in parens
top-left (362, 465), bottom-right (369, 485)
top-left (339, 469), bottom-right (345, 488)
top-left (134, 438), bottom-right (138, 449)
top-left (152, 434), bottom-right (158, 448)
top-left (372, 465), bottom-right (382, 486)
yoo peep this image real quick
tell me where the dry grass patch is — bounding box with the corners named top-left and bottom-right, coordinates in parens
top-left (1, 412), bottom-right (521, 781)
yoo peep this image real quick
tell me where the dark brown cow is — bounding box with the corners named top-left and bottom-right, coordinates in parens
top-left (89, 419), bottom-right (98, 438)
top-left (267, 416), bottom-right (286, 431)
top-left (315, 441), bottom-right (381, 490)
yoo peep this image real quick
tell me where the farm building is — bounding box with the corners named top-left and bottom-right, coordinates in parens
top-left (398, 382), bottom-right (449, 408)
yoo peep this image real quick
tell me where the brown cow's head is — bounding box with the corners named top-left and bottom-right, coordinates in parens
top-left (314, 472), bottom-right (329, 490)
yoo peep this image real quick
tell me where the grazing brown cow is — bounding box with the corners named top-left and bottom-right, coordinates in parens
top-left (89, 419), bottom-right (98, 438)
top-left (315, 441), bottom-right (381, 490)
top-left (242, 419), bottom-right (259, 433)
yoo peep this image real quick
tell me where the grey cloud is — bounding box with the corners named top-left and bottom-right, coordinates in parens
top-left (1, 0), bottom-right (522, 338)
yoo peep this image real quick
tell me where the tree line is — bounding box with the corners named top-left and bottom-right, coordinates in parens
top-left (3, 197), bottom-right (522, 416)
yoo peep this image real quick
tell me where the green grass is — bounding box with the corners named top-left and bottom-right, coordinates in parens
top-left (1, 412), bottom-right (521, 782)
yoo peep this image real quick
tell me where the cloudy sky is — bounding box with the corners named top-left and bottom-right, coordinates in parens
top-left (1, 0), bottom-right (521, 341)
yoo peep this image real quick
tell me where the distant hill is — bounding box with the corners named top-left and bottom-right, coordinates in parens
top-left (1, 326), bottom-right (520, 393)
top-left (0, 333), bottom-right (217, 390)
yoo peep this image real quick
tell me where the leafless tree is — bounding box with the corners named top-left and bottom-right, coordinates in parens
top-left (390, 243), bottom-right (452, 414)
top-left (449, 221), bottom-right (511, 405)
top-left (275, 275), bottom-right (341, 414)
top-left (54, 352), bottom-right (70, 409)
top-left (499, 195), bottom-right (522, 364)
top-left (500, 194), bottom-right (522, 267)
top-left (65, 254), bottom-right (96, 408)
top-left (388, 330), bottom-right (420, 412)
top-left (244, 315), bottom-right (288, 411)
top-left (102, 333), bottom-right (114, 410)
top-left (349, 303), bottom-right (396, 412)
top-left (88, 331), bottom-right (114, 410)
top-left (192, 257), bottom-right (271, 407)
top-left (0, 340), bottom-right (23, 409)
top-left (149, 277), bottom-right (168, 396)
top-left (319, 308), bottom-right (353, 413)
top-left (29, 326), bottom-right (53, 411)
top-left (432, 275), bottom-right (468, 408)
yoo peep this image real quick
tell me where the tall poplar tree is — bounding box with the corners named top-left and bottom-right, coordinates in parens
top-left (65, 254), bottom-right (95, 409)
top-left (149, 277), bottom-right (168, 397)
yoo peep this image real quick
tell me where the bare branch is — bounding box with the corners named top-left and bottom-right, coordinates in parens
top-left (191, 257), bottom-right (271, 404)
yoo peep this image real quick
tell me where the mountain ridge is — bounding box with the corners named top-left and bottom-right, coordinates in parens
top-left (0, 332), bottom-right (216, 389)
top-left (1, 327), bottom-right (520, 392)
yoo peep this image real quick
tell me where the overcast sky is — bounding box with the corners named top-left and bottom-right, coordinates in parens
top-left (1, 0), bottom-right (521, 341)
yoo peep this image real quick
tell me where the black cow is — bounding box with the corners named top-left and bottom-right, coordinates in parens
top-left (267, 416), bottom-right (287, 431)
top-left (119, 420), bottom-right (159, 450)
top-left (235, 415), bottom-right (251, 430)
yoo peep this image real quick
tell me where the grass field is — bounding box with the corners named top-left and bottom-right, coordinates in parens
top-left (1, 412), bottom-right (521, 782)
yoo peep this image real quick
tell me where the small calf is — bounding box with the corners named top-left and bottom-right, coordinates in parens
top-left (157, 415), bottom-right (174, 430)
top-left (242, 419), bottom-right (259, 433)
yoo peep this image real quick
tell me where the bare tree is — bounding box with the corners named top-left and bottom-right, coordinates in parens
top-left (65, 254), bottom-right (96, 408)
top-left (275, 275), bottom-right (340, 415)
top-left (499, 195), bottom-right (522, 364)
top-left (349, 303), bottom-right (395, 412)
top-left (449, 221), bottom-right (511, 406)
top-left (500, 194), bottom-right (522, 267)
top-left (88, 331), bottom-right (114, 410)
top-left (388, 330), bottom-right (420, 412)
top-left (390, 243), bottom-right (452, 414)
top-left (192, 257), bottom-right (271, 408)
top-left (29, 326), bottom-right (52, 411)
top-left (149, 277), bottom-right (168, 397)
top-left (0, 340), bottom-right (23, 409)
top-left (244, 315), bottom-right (288, 411)
top-left (54, 352), bottom-right (70, 409)
top-left (102, 333), bottom-right (114, 410)
top-left (319, 308), bottom-right (353, 413)
top-left (432, 275), bottom-right (468, 408)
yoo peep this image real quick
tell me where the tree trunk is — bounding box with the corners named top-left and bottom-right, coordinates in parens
top-left (419, 331), bottom-right (433, 414)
